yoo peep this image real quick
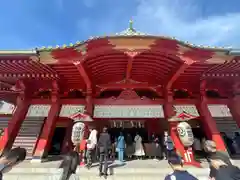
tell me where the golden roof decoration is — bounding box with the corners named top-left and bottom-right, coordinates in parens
top-left (116, 20), bottom-right (147, 36)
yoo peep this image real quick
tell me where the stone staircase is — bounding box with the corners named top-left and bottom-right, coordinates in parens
top-left (2, 160), bottom-right (210, 180)
top-left (0, 117), bottom-right (10, 131)
top-left (12, 117), bottom-right (45, 159)
top-left (215, 117), bottom-right (239, 138)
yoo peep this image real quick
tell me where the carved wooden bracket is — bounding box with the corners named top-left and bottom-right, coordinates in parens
top-left (124, 51), bottom-right (140, 58)
top-left (102, 89), bottom-right (154, 105)
top-left (118, 89), bottom-right (140, 100)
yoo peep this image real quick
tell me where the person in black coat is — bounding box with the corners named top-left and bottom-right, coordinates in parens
top-left (0, 147), bottom-right (26, 180)
top-left (209, 153), bottom-right (240, 180)
top-left (204, 140), bottom-right (232, 180)
top-left (59, 151), bottom-right (80, 180)
top-left (97, 126), bottom-right (111, 179)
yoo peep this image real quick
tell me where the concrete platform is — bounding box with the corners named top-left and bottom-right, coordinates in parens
top-left (3, 158), bottom-right (240, 180)
top-left (2, 159), bottom-right (214, 180)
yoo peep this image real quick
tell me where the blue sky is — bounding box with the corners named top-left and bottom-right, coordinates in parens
top-left (0, 0), bottom-right (240, 49)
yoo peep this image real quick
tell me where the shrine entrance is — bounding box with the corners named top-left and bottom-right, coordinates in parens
top-left (108, 120), bottom-right (148, 143)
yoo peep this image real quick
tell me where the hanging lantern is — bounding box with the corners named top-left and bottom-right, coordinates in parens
top-left (71, 121), bottom-right (86, 145)
top-left (177, 122), bottom-right (194, 147)
top-left (69, 110), bottom-right (92, 145)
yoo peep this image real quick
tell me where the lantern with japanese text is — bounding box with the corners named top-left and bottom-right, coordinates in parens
top-left (70, 111), bottom-right (93, 145)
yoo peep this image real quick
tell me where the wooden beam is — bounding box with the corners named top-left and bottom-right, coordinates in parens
top-left (0, 90), bottom-right (18, 94)
top-left (96, 82), bottom-right (162, 97)
top-left (98, 82), bottom-right (155, 90)
top-left (73, 61), bottom-right (92, 89)
top-left (126, 57), bottom-right (133, 80)
top-left (0, 81), bottom-right (13, 88)
top-left (166, 56), bottom-right (194, 90)
top-left (124, 51), bottom-right (139, 80)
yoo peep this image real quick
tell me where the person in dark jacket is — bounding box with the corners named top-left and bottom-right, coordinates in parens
top-left (204, 140), bottom-right (232, 180)
top-left (164, 152), bottom-right (198, 180)
top-left (125, 133), bottom-right (134, 159)
top-left (97, 126), bottom-right (111, 179)
top-left (0, 147), bottom-right (26, 180)
top-left (209, 153), bottom-right (240, 180)
top-left (59, 151), bottom-right (80, 180)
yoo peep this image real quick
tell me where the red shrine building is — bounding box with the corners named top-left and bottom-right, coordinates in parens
top-left (0, 21), bottom-right (240, 162)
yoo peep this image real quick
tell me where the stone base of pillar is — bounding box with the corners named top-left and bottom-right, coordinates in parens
top-left (80, 153), bottom-right (85, 166)
top-left (30, 158), bottom-right (43, 163)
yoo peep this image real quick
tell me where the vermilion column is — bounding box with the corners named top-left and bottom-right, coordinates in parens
top-left (163, 91), bottom-right (185, 156)
top-left (228, 84), bottom-right (240, 127)
top-left (0, 93), bottom-right (30, 155)
top-left (31, 90), bottom-right (61, 162)
top-left (164, 90), bottom-right (200, 167)
top-left (197, 82), bottom-right (226, 152)
top-left (85, 88), bottom-right (93, 116)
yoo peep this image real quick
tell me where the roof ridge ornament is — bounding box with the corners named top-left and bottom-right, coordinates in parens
top-left (129, 19), bottom-right (134, 30)
top-left (116, 20), bottom-right (147, 36)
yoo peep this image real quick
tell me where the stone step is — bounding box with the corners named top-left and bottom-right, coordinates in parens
top-left (4, 167), bottom-right (209, 180)
top-left (7, 167), bottom-right (210, 175)
top-left (3, 173), bottom-right (209, 180)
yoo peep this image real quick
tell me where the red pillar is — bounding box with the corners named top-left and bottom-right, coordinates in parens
top-left (228, 84), bottom-right (240, 127)
top-left (228, 97), bottom-right (240, 127)
top-left (164, 90), bottom-right (200, 167)
top-left (0, 94), bottom-right (30, 155)
top-left (85, 89), bottom-right (93, 116)
top-left (197, 82), bottom-right (227, 152)
top-left (164, 91), bottom-right (185, 154)
top-left (31, 90), bottom-right (61, 162)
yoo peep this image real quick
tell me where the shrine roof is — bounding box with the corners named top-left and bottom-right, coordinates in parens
top-left (0, 50), bottom-right (36, 55)
top-left (36, 20), bottom-right (234, 53)
top-left (0, 21), bottom-right (240, 101)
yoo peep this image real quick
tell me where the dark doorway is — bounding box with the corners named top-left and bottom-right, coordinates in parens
top-left (48, 127), bottom-right (67, 155)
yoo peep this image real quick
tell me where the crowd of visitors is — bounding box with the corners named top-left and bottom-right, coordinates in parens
top-left (1, 127), bottom-right (240, 180)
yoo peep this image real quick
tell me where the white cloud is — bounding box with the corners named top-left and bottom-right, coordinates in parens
top-left (133, 0), bottom-right (240, 47)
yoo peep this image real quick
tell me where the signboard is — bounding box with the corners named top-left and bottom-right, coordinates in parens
top-left (26, 105), bottom-right (51, 117)
top-left (208, 104), bottom-right (232, 117)
top-left (174, 105), bottom-right (199, 116)
top-left (94, 105), bottom-right (164, 118)
top-left (0, 102), bottom-right (15, 115)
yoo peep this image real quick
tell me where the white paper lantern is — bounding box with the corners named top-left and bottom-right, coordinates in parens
top-left (71, 122), bottom-right (86, 145)
top-left (177, 122), bottom-right (194, 147)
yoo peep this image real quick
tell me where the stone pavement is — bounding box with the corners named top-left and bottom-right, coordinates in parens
top-left (3, 159), bottom-right (240, 180)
